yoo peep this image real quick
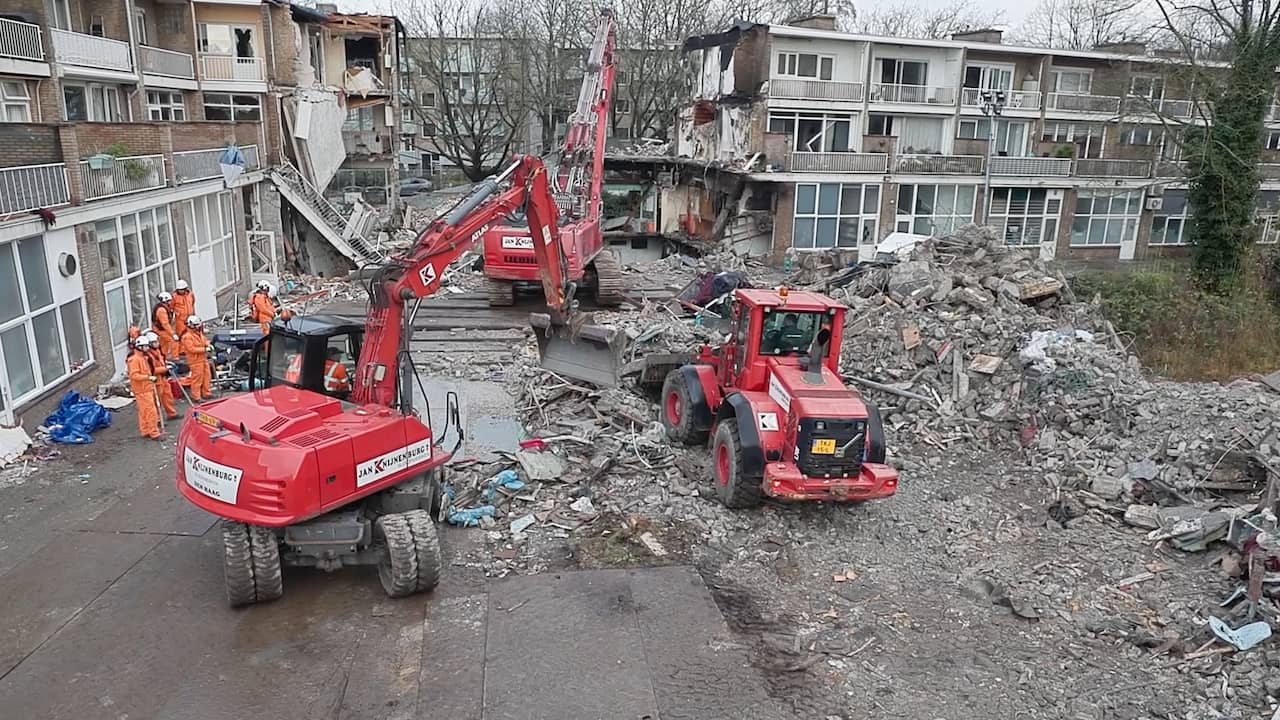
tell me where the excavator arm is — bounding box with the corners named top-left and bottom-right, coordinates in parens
top-left (352, 155), bottom-right (618, 408)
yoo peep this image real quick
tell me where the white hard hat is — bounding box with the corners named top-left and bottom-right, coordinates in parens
top-left (143, 331), bottom-right (159, 343)
top-left (175, 279), bottom-right (189, 290)
top-left (134, 336), bottom-right (152, 348)
top-left (157, 291), bottom-right (173, 302)
top-left (187, 314), bottom-right (203, 327)
top-left (257, 280), bottom-right (271, 291)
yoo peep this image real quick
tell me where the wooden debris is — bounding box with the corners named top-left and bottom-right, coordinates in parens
top-left (969, 354), bottom-right (1003, 375)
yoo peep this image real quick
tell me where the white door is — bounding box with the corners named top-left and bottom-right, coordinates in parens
top-left (247, 230), bottom-right (278, 288)
top-left (1119, 224), bottom-right (1138, 260)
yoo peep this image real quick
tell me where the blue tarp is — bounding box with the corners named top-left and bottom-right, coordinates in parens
top-left (43, 391), bottom-right (111, 444)
top-left (219, 145), bottom-right (246, 168)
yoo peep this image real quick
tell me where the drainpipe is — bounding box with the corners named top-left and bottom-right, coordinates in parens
top-left (123, 0), bottom-right (143, 121)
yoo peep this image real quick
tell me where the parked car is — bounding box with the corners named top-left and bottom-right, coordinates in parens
top-left (398, 177), bottom-right (433, 196)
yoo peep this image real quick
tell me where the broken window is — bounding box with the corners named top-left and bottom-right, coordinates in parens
top-left (990, 188), bottom-right (1063, 247)
top-left (792, 183), bottom-right (879, 250)
top-left (895, 185), bottom-right (976, 236)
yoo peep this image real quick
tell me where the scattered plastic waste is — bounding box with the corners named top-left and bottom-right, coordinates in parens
top-left (1208, 615), bottom-right (1273, 651)
top-left (447, 504), bottom-right (496, 527)
top-left (483, 469), bottom-right (525, 502)
top-left (43, 391), bottom-right (111, 444)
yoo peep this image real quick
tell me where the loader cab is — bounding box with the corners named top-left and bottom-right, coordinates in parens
top-left (248, 314), bottom-right (363, 400)
top-left (725, 289), bottom-right (845, 392)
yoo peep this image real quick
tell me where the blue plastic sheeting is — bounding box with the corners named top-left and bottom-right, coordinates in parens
top-left (43, 391), bottom-right (111, 444)
top-left (219, 145), bottom-right (246, 167)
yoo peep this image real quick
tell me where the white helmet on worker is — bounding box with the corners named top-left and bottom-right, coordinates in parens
top-left (187, 314), bottom-right (203, 328)
top-left (256, 280), bottom-right (271, 292)
top-left (143, 330), bottom-right (159, 344)
top-left (175, 279), bottom-right (189, 290)
top-left (157, 291), bottom-right (173, 303)
top-left (134, 335), bottom-right (152, 349)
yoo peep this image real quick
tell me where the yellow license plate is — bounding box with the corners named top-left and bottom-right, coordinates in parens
top-left (194, 411), bottom-right (221, 429)
top-left (812, 438), bottom-right (836, 455)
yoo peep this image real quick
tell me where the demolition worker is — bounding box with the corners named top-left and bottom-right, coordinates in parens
top-left (249, 281), bottom-right (276, 334)
top-left (181, 315), bottom-right (213, 402)
top-left (152, 291), bottom-right (180, 359)
top-left (323, 347), bottom-right (350, 392)
top-left (128, 335), bottom-right (163, 440)
top-left (171, 279), bottom-right (196, 332)
top-left (142, 330), bottom-right (178, 420)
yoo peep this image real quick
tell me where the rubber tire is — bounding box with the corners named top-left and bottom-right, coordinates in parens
top-left (376, 510), bottom-right (442, 597)
top-left (661, 370), bottom-right (708, 445)
top-left (222, 521), bottom-right (283, 607)
top-left (713, 419), bottom-right (762, 509)
top-left (486, 278), bottom-right (514, 307)
top-left (423, 469), bottom-right (446, 518)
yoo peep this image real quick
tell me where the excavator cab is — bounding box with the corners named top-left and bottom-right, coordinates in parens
top-left (247, 314), bottom-right (363, 401)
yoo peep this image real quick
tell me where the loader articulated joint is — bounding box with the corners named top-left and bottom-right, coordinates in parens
top-left (718, 393), bottom-right (764, 478)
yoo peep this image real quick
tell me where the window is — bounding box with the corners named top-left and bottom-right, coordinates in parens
top-left (146, 91), bottom-right (186, 121)
top-left (896, 185), bottom-right (976, 236)
top-left (133, 8), bottom-right (147, 45)
top-left (0, 237), bottom-right (92, 407)
top-left (879, 58), bottom-right (927, 86)
top-left (1071, 190), bottom-right (1141, 246)
top-left (1118, 127), bottom-right (1155, 145)
top-left (1267, 132), bottom-right (1280, 151)
top-left (792, 183), bottom-right (880, 250)
top-left (616, 70), bottom-right (630, 85)
top-left (399, 136), bottom-right (415, 153)
top-left (776, 52), bottom-right (833, 80)
top-left (769, 112), bottom-right (853, 152)
top-left (615, 99), bottom-right (632, 114)
top-left (199, 23), bottom-right (255, 57)
top-left (344, 106), bottom-right (376, 130)
top-left (203, 93), bottom-right (261, 121)
top-left (1051, 69), bottom-right (1092, 94)
top-left (49, 0), bottom-right (71, 29)
top-left (1043, 122), bottom-right (1101, 158)
top-left (422, 91), bottom-right (436, 108)
top-left (759, 311), bottom-right (824, 355)
top-left (868, 114), bottom-right (894, 136)
top-left (422, 121), bottom-right (436, 137)
top-left (1150, 190), bottom-right (1190, 246)
top-left (182, 192), bottom-right (239, 290)
top-left (62, 85), bottom-right (86, 121)
top-left (63, 83), bottom-right (123, 122)
top-left (963, 65), bottom-right (1013, 91)
top-left (1, 81), bottom-right (30, 122)
top-left (958, 119), bottom-right (1029, 155)
top-left (614, 125), bottom-right (631, 140)
top-left (98, 207), bottom-right (177, 359)
top-left (990, 188), bottom-right (1063, 246)
top-left (895, 116), bottom-right (945, 154)
top-left (401, 108), bottom-right (414, 123)
top-left (1130, 75), bottom-right (1164, 100)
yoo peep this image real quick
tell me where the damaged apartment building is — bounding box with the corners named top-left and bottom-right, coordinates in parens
top-left (680, 16), bottom-right (1280, 263)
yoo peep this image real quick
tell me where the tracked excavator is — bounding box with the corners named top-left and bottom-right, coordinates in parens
top-left (176, 154), bottom-right (622, 606)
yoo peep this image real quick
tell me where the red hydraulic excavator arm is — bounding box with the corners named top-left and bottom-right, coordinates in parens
top-left (557, 9), bottom-right (615, 224)
top-left (351, 155), bottom-right (572, 408)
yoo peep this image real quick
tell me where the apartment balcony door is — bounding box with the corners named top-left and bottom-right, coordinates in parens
top-left (963, 65), bottom-right (1013, 92)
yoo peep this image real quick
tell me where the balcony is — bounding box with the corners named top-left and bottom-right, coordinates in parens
top-left (0, 17), bottom-right (44, 62)
top-left (1073, 158), bottom-right (1151, 178)
top-left (343, 131), bottom-right (390, 155)
top-left (1121, 96), bottom-right (1194, 119)
top-left (1045, 92), bottom-right (1121, 114)
top-left (173, 145), bottom-right (260, 183)
top-left (790, 152), bottom-right (887, 173)
top-left (1260, 164), bottom-right (1280, 180)
top-left (960, 88), bottom-right (1041, 110)
top-left (894, 154), bottom-right (983, 175)
top-left (989, 156), bottom-right (1072, 177)
top-left (50, 28), bottom-right (132, 73)
top-left (1154, 161), bottom-right (1187, 178)
top-left (140, 46), bottom-right (194, 79)
top-left (769, 78), bottom-right (864, 102)
top-left (871, 83), bottom-right (955, 106)
top-left (0, 164), bottom-right (69, 214)
top-left (79, 154), bottom-right (166, 201)
top-left (199, 54), bottom-right (265, 81)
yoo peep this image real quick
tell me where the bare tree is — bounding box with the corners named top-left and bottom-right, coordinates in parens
top-left (1014, 0), bottom-right (1149, 50)
top-left (852, 0), bottom-right (1005, 39)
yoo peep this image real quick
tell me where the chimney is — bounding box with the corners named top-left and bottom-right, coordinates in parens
top-left (950, 28), bottom-right (1003, 44)
top-left (1093, 40), bottom-right (1147, 56)
top-left (786, 14), bottom-right (837, 31)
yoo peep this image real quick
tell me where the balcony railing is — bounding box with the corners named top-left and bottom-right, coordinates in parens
top-left (1073, 158), bottom-right (1151, 178)
top-left (79, 154), bottom-right (166, 201)
top-left (1121, 96), bottom-right (1194, 119)
top-left (173, 145), bottom-right (260, 184)
top-left (1154, 161), bottom-right (1187, 178)
top-left (199, 54), bottom-right (265, 81)
top-left (140, 45), bottom-right (194, 79)
top-left (769, 78), bottom-right (864, 102)
top-left (960, 88), bottom-right (1041, 110)
top-left (894, 154), bottom-right (983, 174)
top-left (51, 28), bottom-right (132, 72)
top-left (870, 83), bottom-right (956, 106)
top-left (791, 152), bottom-right (888, 173)
top-left (990, 156), bottom-right (1072, 176)
top-left (1045, 92), bottom-right (1122, 114)
top-left (1268, 105), bottom-right (1280, 122)
top-left (0, 164), bottom-right (69, 214)
top-left (1260, 164), bottom-right (1280, 180)
top-left (0, 17), bottom-right (44, 61)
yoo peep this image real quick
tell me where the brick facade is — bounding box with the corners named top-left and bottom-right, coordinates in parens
top-left (0, 125), bottom-right (62, 167)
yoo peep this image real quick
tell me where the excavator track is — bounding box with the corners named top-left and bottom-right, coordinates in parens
top-left (486, 278), bottom-right (515, 307)
top-left (591, 250), bottom-right (625, 307)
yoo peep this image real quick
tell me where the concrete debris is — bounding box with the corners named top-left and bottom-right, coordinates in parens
top-left (0, 426), bottom-right (33, 467)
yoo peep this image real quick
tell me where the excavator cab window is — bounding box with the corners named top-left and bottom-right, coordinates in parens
top-left (759, 311), bottom-right (821, 356)
top-left (268, 333), bottom-right (309, 387)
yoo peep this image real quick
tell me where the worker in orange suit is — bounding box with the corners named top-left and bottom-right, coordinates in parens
top-left (127, 335), bottom-right (162, 440)
top-left (152, 291), bottom-right (179, 359)
top-left (323, 347), bottom-right (350, 392)
top-left (142, 331), bottom-right (178, 420)
top-left (181, 315), bottom-right (213, 402)
top-left (249, 281), bottom-right (276, 335)
top-left (171, 279), bottom-right (195, 333)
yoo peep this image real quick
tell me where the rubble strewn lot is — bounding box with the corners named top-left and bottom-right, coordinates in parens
top-left (414, 225), bottom-right (1279, 718)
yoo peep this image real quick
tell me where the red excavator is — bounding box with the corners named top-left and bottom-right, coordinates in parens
top-left (480, 10), bottom-right (623, 309)
top-left (176, 154), bottom-right (620, 606)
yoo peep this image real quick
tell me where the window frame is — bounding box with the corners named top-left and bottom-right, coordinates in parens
top-left (1150, 190), bottom-right (1190, 246)
top-left (146, 90), bottom-right (186, 121)
top-left (202, 93), bottom-right (261, 121)
top-left (895, 184), bottom-right (977, 236)
top-left (1050, 68), bottom-right (1093, 94)
top-left (1070, 189), bottom-right (1142, 247)
top-left (990, 187), bottom-right (1063, 247)
top-left (97, 206), bottom-right (178, 360)
top-left (775, 51), bottom-right (835, 81)
top-left (792, 182), bottom-right (880, 251)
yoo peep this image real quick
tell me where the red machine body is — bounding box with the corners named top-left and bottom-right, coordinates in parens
top-left (657, 289), bottom-right (898, 505)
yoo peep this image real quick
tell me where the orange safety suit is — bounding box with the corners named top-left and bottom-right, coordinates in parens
top-left (250, 290), bottom-right (276, 334)
top-left (284, 354), bottom-right (303, 384)
top-left (145, 346), bottom-right (178, 419)
top-left (152, 302), bottom-right (179, 359)
top-left (172, 290), bottom-right (195, 333)
top-left (323, 359), bottom-right (350, 392)
top-left (181, 328), bottom-right (213, 401)
top-left (126, 349), bottom-right (161, 439)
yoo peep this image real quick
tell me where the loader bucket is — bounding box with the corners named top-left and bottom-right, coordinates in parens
top-left (529, 312), bottom-right (623, 387)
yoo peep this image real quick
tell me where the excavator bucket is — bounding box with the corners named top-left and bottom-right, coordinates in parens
top-left (529, 312), bottom-right (623, 387)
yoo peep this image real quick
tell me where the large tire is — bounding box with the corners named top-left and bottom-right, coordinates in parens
top-left (486, 278), bottom-right (514, 307)
top-left (713, 419), bottom-right (762, 509)
top-left (661, 370), bottom-right (708, 445)
top-left (590, 250), bottom-right (624, 307)
top-left (376, 510), bottom-right (442, 597)
top-left (222, 521), bottom-right (283, 607)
